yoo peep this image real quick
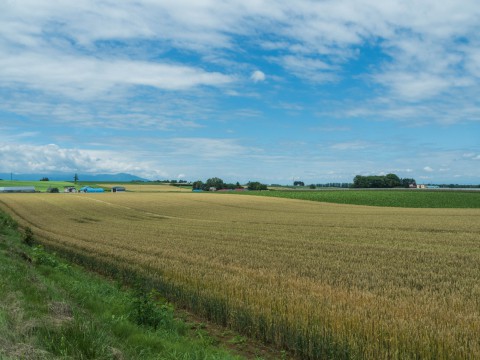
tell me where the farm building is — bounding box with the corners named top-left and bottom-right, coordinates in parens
top-left (64, 186), bottom-right (77, 193)
top-left (111, 186), bottom-right (126, 192)
top-left (79, 186), bottom-right (105, 193)
top-left (417, 184), bottom-right (440, 189)
top-left (0, 186), bottom-right (36, 193)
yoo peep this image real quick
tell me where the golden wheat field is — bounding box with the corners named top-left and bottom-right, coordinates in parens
top-left (1, 192), bottom-right (479, 359)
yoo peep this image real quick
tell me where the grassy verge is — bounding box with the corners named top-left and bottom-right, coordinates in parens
top-left (240, 189), bottom-right (480, 208)
top-left (0, 211), bottom-right (247, 360)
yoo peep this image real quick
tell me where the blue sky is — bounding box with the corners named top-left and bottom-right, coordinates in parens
top-left (1, 1), bottom-right (479, 184)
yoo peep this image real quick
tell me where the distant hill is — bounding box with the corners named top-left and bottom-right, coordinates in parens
top-left (0, 173), bottom-right (149, 182)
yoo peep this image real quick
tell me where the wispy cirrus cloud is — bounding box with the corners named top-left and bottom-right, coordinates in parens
top-left (0, 51), bottom-right (234, 99)
top-left (274, 55), bottom-right (339, 82)
top-left (324, 92), bottom-right (480, 125)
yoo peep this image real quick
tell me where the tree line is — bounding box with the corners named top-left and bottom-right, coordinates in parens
top-left (192, 177), bottom-right (267, 191)
top-left (352, 174), bottom-right (416, 188)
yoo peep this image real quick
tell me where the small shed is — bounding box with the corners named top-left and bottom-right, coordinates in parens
top-left (0, 186), bottom-right (36, 193)
top-left (111, 186), bottom-right (126, 193)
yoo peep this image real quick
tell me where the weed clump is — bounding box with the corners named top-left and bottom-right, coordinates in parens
top-left (31, 245), bottom-right (70, 271)
top-left (130, 288), bottom-right (174, 331)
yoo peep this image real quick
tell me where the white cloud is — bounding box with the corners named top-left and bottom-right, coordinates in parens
top-left (423, 166), bottom-right (434, 172)
top-left (323, 94), bottom-right (480, 125)
top-left (0, 139), bottom-right (263, 180)
top-left (0, 143), bottom-right (167, 179)
top-left (2, 0), bottom-right (480, 100)
top-left (0, 51), bottom-right (233, 99)
top-left (463, 153), bottom-right (480, 160)
top-left (276, 55), bottom-right (338, 82)
top-left (251, 70), bottom-right (266, 83)
top-left (0, 91), bottom-right (220, 131)
top-left (373, 72), bottom-right (451, 101)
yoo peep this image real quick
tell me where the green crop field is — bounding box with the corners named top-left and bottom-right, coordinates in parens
top-left (0, 192), bottom-right (479, 359)
top-left (244, 189), bottom-right (480, 208)
top-left (0, 180), bottom-right (77, 192)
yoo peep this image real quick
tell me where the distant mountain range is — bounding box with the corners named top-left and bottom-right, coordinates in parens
top-left (0, 173), bottom-right (149, 182)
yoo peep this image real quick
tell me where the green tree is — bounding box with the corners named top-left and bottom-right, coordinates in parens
top-left (204, 177), bottom-right (225, 191)
top-left (354, 174), bottom-right (414, 188)
top-left (353, 175), bottom-right (368, 188)
top-left (192, 180), bottom-right (204, 190)
top-left (247, 181), bottom-right (267, 190)
top-left (74, 173), bottom-right (79, 184)
top-left (401, 178), bottom-right (416, 188)
top-left (385, 173), bottom-right (401, 188)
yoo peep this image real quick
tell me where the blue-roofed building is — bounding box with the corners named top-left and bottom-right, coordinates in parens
top-left (80, 186), bottom-right (105, 193)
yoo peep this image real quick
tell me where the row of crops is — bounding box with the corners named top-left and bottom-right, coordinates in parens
top-left (0, 192), bottom-right (479, 359)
